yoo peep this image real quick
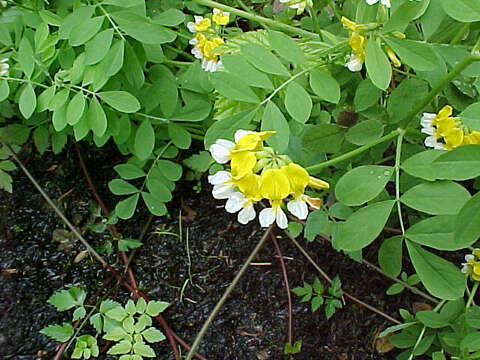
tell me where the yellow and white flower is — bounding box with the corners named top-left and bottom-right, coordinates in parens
top-left (462, 249), bottom-right (480, 282)
top-left (225, 174), bottom-right (262, 224)
top-left (212, 8), bottom-right (229, 25)
top-left (259, 169), bottom-right (291, 229)
top-left (208, 170), bottom-right (236, 199)
top-left (187, 16), bottom-right (211, 33)
top-left (279, 0), bottom-right (313, 15)
top-left (366, 0), bottom-right (391, 7)
top-left (346, 33), bottom-right (366, 72)
top-left (0, 58), bottom-right (8, 76)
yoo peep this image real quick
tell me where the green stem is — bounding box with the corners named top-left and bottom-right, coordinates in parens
top-left (164, 44), bottom-right (196, 61)
top-left (395, 130), bottom-right (406, 235)
top-left (185, 226), bottom-right (273, 360)
top-left (97, 2), bottom-right (126, 41)
top-left (467, 282), bottom-right (479, 309)
top-left (309, 9), bottom-right (322, 36)
top-left (408, 326), bottom-right (426, 360)
top-left (163, 59), bottom-right (193, 67)
top-left (306, 129), bottom-right (400, 174)
top-left (398, 54), bottom-right (480, 129)
top-left (191, 0), bottom-right (319, 39)
top-left (451, 23), bottom-right (469, 45)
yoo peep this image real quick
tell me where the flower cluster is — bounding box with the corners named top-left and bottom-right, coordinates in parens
top-left (187, 9), bottom-right (229, 72)
top-left (365, 0), bottom-right (391, 8)
top-left (279, 0), bottom-right (313, 15)
top-left (461, 249), bottom-right (480, 281)
top-left (0, 58), bottom-right (8, 76)
top-left (421, 105), bottom-right (480, 150)
top-left (341, 17), bottom-right (401, 72)
top-left (208, 130), bottom-right (329, 229)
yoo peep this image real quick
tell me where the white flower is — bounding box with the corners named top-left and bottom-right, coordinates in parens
top-left (209, 139), bottom-right (235, 164)
top-left (208, 171), bottom-right (236, 199)
top-left (462, 254), bottom-right (475, 273)
top-left (202, 58), bottom-right (222, 72)
top-left (346, 54), bottom-right (363, 72)
top-left (259, 206), bottom-right (288, 229)
top-left (287, 195), bottom-right (320, 220)
top-left (424, 135), bottom-right (446, 150)
top-left (224, 192), bottom-right (257, 224)
top-left (420, 113), bottom-right (436, 136)
top-left (366, 0), bottom-right (391, 8)
top-left (0, 58), bottom-right (9, 77)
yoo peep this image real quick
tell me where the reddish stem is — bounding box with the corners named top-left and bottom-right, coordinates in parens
top-left (270, 232), bottom-right (293, 346)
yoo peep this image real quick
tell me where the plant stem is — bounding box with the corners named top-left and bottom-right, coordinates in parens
top-left (306, 129), bottom-right (400, 174)
top-left (467, 282), bottom-right (479, 308)
top-left (309, 9), bottom-right (322, 36)
top-left (185, 226), bottom-right (273, 360)
top-left (399, 54), bottom-right (480, 129)
top-left (394, 130), bottom-right (406, 235)
top-left (270, 232), bottom-right (293, 346)
top-left (192, 0), bottom-right (319, 39)
top-left (450, 23), bottom-right (469, 45)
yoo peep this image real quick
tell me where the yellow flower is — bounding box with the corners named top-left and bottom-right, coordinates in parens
top-left (224, 174), bottom-right (262, 224)
top-left (187, 16), bottom-right (211, 33)
top-left (386, 48), bottom-right (401, 68)
top-left (212, 8), bottom-right (230, 25)
top-left (259, 169), bottom-right (290, 229)
top-left (341, 17), bottom-right (359, 32)
top-left (444, 128), bottom-right (464, 149)
top-left (279, 0), bottom-right (313, 15)
top-left (232, 130), bottom-right (275, 153)
top-left (346, 33), bottom-right (366, 72)
top-left (230, 151), bottom-right (257, 180)
top-left (463, 131), bottom-right (480, 145)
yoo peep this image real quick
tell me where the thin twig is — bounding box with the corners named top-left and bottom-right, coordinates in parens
top-left (185, 226), bottom-right (273, 360)
top-left (284, 231), bottom-right (401, 325)
top-left (270, 233), bottom-right (293, 345)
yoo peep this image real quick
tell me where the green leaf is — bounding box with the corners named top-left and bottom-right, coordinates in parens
top-left (268, 30), bottom-right (305, 66)
top-left (345, 120), bottom-right (384, 145)
top-left (37, 86), bottom-right (55, 112)
top-left (114, 164), bottom-right (146, 180)
top-left (383, 1), bottom-right (430, 32)
top-left (142, 327), bottom-right (166, 343)
top-left (406, 240), bottom-right (465, 300)
top-left (59, 6), bottom-right (94, 39)
top-left (19, 84), bottom-right (36, 119)
top-left (384, 38), bottom-right (438, 71)
top-left (261, 101), bottom-right (289, 153)
top-left (287, 221), bottom-right (303, 238)
top-left (90, 313), bottom-right (102, 332)
top-left (401, 150), bottom-right (443, 181)
top-left (461, 332), bottom-right (480, 352)
top-left (400, 181), bottom-right (471, 215)
top-left (204, 109), bottom-right (256, 148)
top-left (87, 97), bottom-right (107, 137)
top-left (52, 132), bottom-right (67, 154)
top-left (134, 120), bottom-right (155, 161)
top-left (153, 9), bottom-right (185, 26)
top-left (33, 126), bottom-right (49, 155)
top-left (333, 200), bottom-right (395, 251)
top-left (106, 306), bottom-right (128, 322)
top-left (222, 55), bottom-right (273, 90)
top-left (309, 69), bottom-right (340, 104)
top-left (365, 40), bottom-right (391, 91)
top-left (432, 145), bottom-right (480, 180)
top-left (108, 340), bottom-right (132, 355)
top-left (0, 79), bottom-right (9, 102)
top-left (69, 16), bottom-right (104, 46)
top-left (183, 151), bottom-right (213, 172)
top-left (66, 92), bottom-right (86, 126)
top-left (157, 160), bottom-right (182, 181)
top-left (99, 91), bottom-right (140, 113)
top-left (134, 314), bottom-right (152, 333)
top-left (150, 66), bottom-right (177, 116)
top-left (85, 28), bottom-right (114, 65)
top-left (141, 192), bottom-right (168, 216)
top-left (241, 43), bottom-right (290, 76)
top-left (378, 236), bottom-right (403, 277)
top-left (213, 72), bottom-right (259, 103)
top-left (440, 0), bottom-right (480, 22)
top-left (108, 179), bottom-right (139, 195)
top-left (118, 237), bottom-right (143, 251)
top-left (459, 102), bottom-right (480, 131)
top-left (103, 40), bottom-right (125, 77)
top-left (48, 289), bottom-right (76, 311)
top-left (49, 88), bottom-right (70, 111)
top-left (0, 161), bottom-right (15, 171)
top-left (311, 295), bottom-right (324, 312)
top-left (285, 82), bottom-right (312, 124)
top-left (284, 340), bottom-right (302, 354)
top-left (133, 342), bottom-right (155, 357)
top-left (113, 13), bottom-right (176, 44)
top-left (354, 78), bottom-right (382, 112)
top-left (454, 192), bottom-right (480, 249)
top-left (304, 210), bottom-right (328, 242)
top-left (416, 310), bottom-right (451, 329)
top-left (146, 300), bottom-right (169, 316)
top-left (53, 105), bottom-right (68, 132)
top-left (335, 165), bottom-right (393, 206)
top-left (72, 307), bottom-right (86, 321)
top-left (136, 298), bottom-right (147, 313)
top-left (115, 194), bottom-right (140, 220)
top-left (40, 323), bottom-right (74, 342)
top-left (18, 37), bottom-right (34, 78)
top-left (387, 79), bottom-right (429, 123)
top-left (406, 215), bottom-right (461, 250)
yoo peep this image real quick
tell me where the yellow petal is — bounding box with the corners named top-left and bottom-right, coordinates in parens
top-left (349, 34), bottom-right (366, 62)
top-left (257, 130), bottom-right (276, 141)
top-left (444, 128), bottom-right (464, 149)
top-left (233, 133), bottom-right (262, 152)
top-left (435, 117), bottom-right (455, 137)
top-left (474, 263), bottom-right (480, 275)
top-left (436, 105), bottom-right (453, 120)
top-left (341, 16), bottom-right (358, 32)
top-left (236, 173), bottom-right (262, 201)
top-left (281, 163), bottom-right (309, 197)
top-left (231, 151), bottom-right (256, 179)
top-left (386, 48), bottom-right (401, 68)
top-left (260, 169), bottom-right (290, 201)
top-left (308, 176), bottom-right (330, 190)
top-left (212, 10), bottom-right (229, 25)
top-left (196, 18), bottom-right (211, 32)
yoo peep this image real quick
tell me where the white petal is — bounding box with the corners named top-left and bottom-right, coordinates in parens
top-left (287, 199), bottom-right (308, 220)
top-left (259, 208), bottom-right (275, 227)
top-left (346, 56), bottom-right (363, 72)
top-left (366, 0), bottom-right (379, 4)
top-left (276, 208), bottom-right (288, 229)
top-left (191, 47), bottom-right (203, 59)
top-left (424, 135), bottom-right (438, 148)
top-left (381, 0), bottom-right (391, 7)
top-left (466, 254), bottom-right (475, 262)
top-left (238, 203), bottom-right (256, 224)
top-left (208, 170), bottom-right (231, 185)
top-left (212, 183), bottom-right (235, 199)
top-left (420, 113), bottom-right (435, 128)
top-left (225, 192), bottom-right (245, 213)
top-left (209, 143), bottom-right (232, 164)
top-left (234, 129), bottom-right (253, 143)
top-left (434, 143), bottom-right (446, 150)
top-left (223, 11), bottom-right (230, 17)
top-left (194, 15), bottom-right (204, 23)
top-left (189, 38), bottom-right (198, 45)
top-left (462, 265), bottom-right (469, 273)
top-left (421, 126), bottom-right (434, 136)
top-left (216, 139), bottom-right (235, 149)
top-left (187, 22), bottom-right (196, 33)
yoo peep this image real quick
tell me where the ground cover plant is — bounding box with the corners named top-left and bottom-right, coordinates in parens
top-left (1, 0), bottom-right (480, 359)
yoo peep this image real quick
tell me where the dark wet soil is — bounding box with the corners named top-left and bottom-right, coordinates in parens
top-left (0, 143), bottom-right (425, 359)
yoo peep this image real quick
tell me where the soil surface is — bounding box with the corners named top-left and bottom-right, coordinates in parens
top-left (0, 143), bottom-right (426, 359)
